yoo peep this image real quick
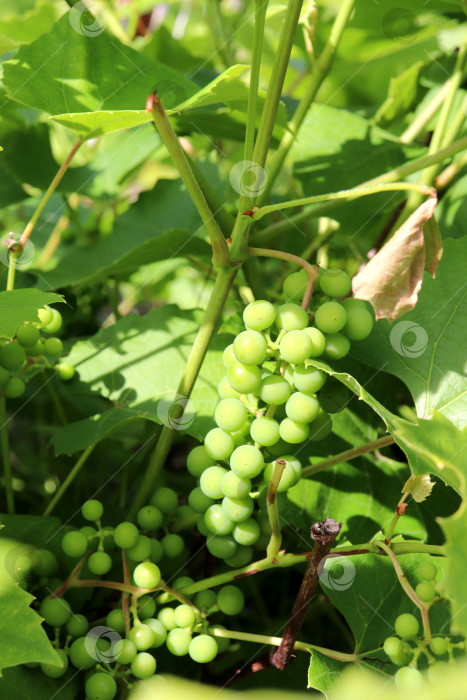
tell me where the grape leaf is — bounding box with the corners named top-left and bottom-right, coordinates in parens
top-left (307, 649), bottom-right (348, 695)
top-left (0, 666), bottom-right (78, 700)
top-left (352, 236), bottom-right (467, 427)
top-left (439, 502), bottom-right (467, 638)
top-left (0, 289), bottom-right (63, 339)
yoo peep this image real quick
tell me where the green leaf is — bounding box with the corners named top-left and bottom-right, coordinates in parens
top-left (440, 503), bottom-right (467, 638)
top-left (35, 180), bottom-right (209, 289)
top-left (352, 237), bottom-right (467, 428)
top-left (307, 649), bottom-right (347, 695)
top-left (0, 0), bottom-right (64, 54)
top-left (375, 61), bottom-right (425, 126)
top-left (3, 13), bottom-right (196, 118)
top-left (0, 666), bottom-right (78, 700)
top-left (0, 289), bottom-right (63, 340)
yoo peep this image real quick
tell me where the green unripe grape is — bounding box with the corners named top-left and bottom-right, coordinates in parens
top-left (58, 362), bottom-right (75, 381)
top-left (62, 530), bottom-right (88, 557)
top-left (158, 607), bottom-right (176, 630)
top-left (0, 367), bottom-right (9, 386)
top-left (131, 652), bottom-right (156, 679)
top-left (221, 470), bottom-right (251, 499)
top-left (415, 581), bottom-right (436, 603)
top-left (81, 499), bottom-right (103, 522)
top-left (189, 634), bottom-right (218, 663)
top-left (315, 301), bottom-right (347, 334)
top-left (113, 638), bottom-right (137, 664)
top-left (430, 637), bottom-right (448, 655)
top-left (227, 362), bottom-right (262, 394)
top-left (276, 303), bottom-right (308, 331)
top-left (230, 420), bottom-right (252, 446)
top-left (38, 307), bottom-right (53, 327)
top-left (285, 391), bottom-right (320, 423)
top-left (0, 342), bottom-right (25, 371)
top-left (161, 533), bottom-right (184, 558)
top-left (127, 535), bottom-right (152, 562)
top-left (32, 549), bottom-right (58, 577)
top-left (341, 298), bottom-right (367, 311)
top-left (173, 575), bottom-right (194, 590)
top-left (173, 504), bottom-right (195, 527)
top-left (88, 551), bottom-right (112, 575)
top-left (189, 487), bottom-right (215, 514)
top-left (343, 308), bottom-right (374, 341)
top-left (225, 546), bottom-right (253, 568)
top-left (319, 269), bottom-right (352, 298)
top-left (280, 330), bottom-right (312, 364)
top-left (69, 637), bottom-right (96, 670)
top-left (206, 535), bottom-right (238, 559)
top-left (85, 672), bottom-right (117, 700)
top-left (419, 562), bottom-right (437, 581)
top-left (215, 398), bottom-right (247, 432)
top-left (145, 617), bottom-right (167, 647)
top-left (283, 269), bottom-right (308, 303)
top-left (260, 375), bottom-right (291, 405)
top-left (217, 585), bottom-right (244, 615)
top-left (114, 522), bottom-right (139, 550)
top-left (40, 648), bottom-right (68, 678)
top-left (27, 339), bottom-right (44, 357)
top-left (42, 308), bottom-right (62, 334)
top-left (204, 505), bottom-right (234, 535)
top-left (394, 613), bottom-right (419, 639)
top-left (318, 379), bottom-right (351, 414)
top-left (233, 330), bottom-right (267, 365)
top-left (222, 496), bottom-right (254, 522)
top-left (187, 445), bottom-right (213, 477)
top-left (309, 411), bottom-right (333, 440)
top-left (3, 377), bottom-right (25, 398)
top-left (303, 327), bottom-right (326, 357)
top-left (218, 376), bottom-right (241, 399)
top-left (167, 627), bottom-right (192, 656)
top-left (230, 444), bottom-right (264, 478)
top-left (324, 332), bottom-right (351, 360)
top-left (174, 604), bottom-right (196, 628)
top-left (263, 456), bottom-right (302, 492)
top-left (150, 539), bottom-right (163, 563)
top-left (243, 300), bottom-right (276, 331)
top-left (16, 324), bottom-right (40, 347)
top-left (105, 609), bottom-right (125, 634)
top-left (383, 636), bottom-right (403, 659)
top-left (150, 487), bottom-right (178, 514)
top-left (210, 625), bottom-right (230, 653)
top-left (204, 427), bottom-right (235, 460)
top-left (293, 365), bottom-right (327, 394)
top-left (138, 595), bottom-right (156, 620)
top-left (222, 344), bottom-right (236, 368)
top-left (40, 597), bottom-right (72, 626)
top-left (233, 518), bottom-right (260, 546)
top-left (200, 466), bottom-right (228, 499)
top-left (250, 417), bottom-right (280, 446)
top-left (129, 623), bottom-right (156, 650)
top-left (194, 590), bottom-right (217, 610)
top-left (137, 505), bottom-right (164, 531)
top-left (279, 418), bottom-right (310, 444)
top-left (394, 666), bottom-right (424, 691)
top-left (43, 337), bottom-right (63, 356)
top-left (133, 562), bottom-right (161, 589)
top-left (81, 525), bottom-right (98, 539)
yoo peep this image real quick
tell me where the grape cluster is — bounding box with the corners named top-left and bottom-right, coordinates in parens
top-left (187, 268), bottom-right (373, 564)
top-left (382, 562), bottom-right (451, 690)
top-left (31, 492), bottom-right (241, 698)
top-left (0, 305), bottom-right (74, 399)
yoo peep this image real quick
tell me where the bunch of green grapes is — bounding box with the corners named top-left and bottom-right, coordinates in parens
top-left (382, 562), bottom-right (452, 690)
top-left (0, 305), bottom-right (74, 399)
top-left (186, 268), bottom-right (373, 565)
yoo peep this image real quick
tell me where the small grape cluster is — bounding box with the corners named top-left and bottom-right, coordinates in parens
top-left (382, 562), bottom-right (452, 689)
top-left (187, 268), bottom-right (373, 564)
top-left (32, 494), bottom-right (241, 698)
top-left (0, 305), bottom-right (74, 399)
